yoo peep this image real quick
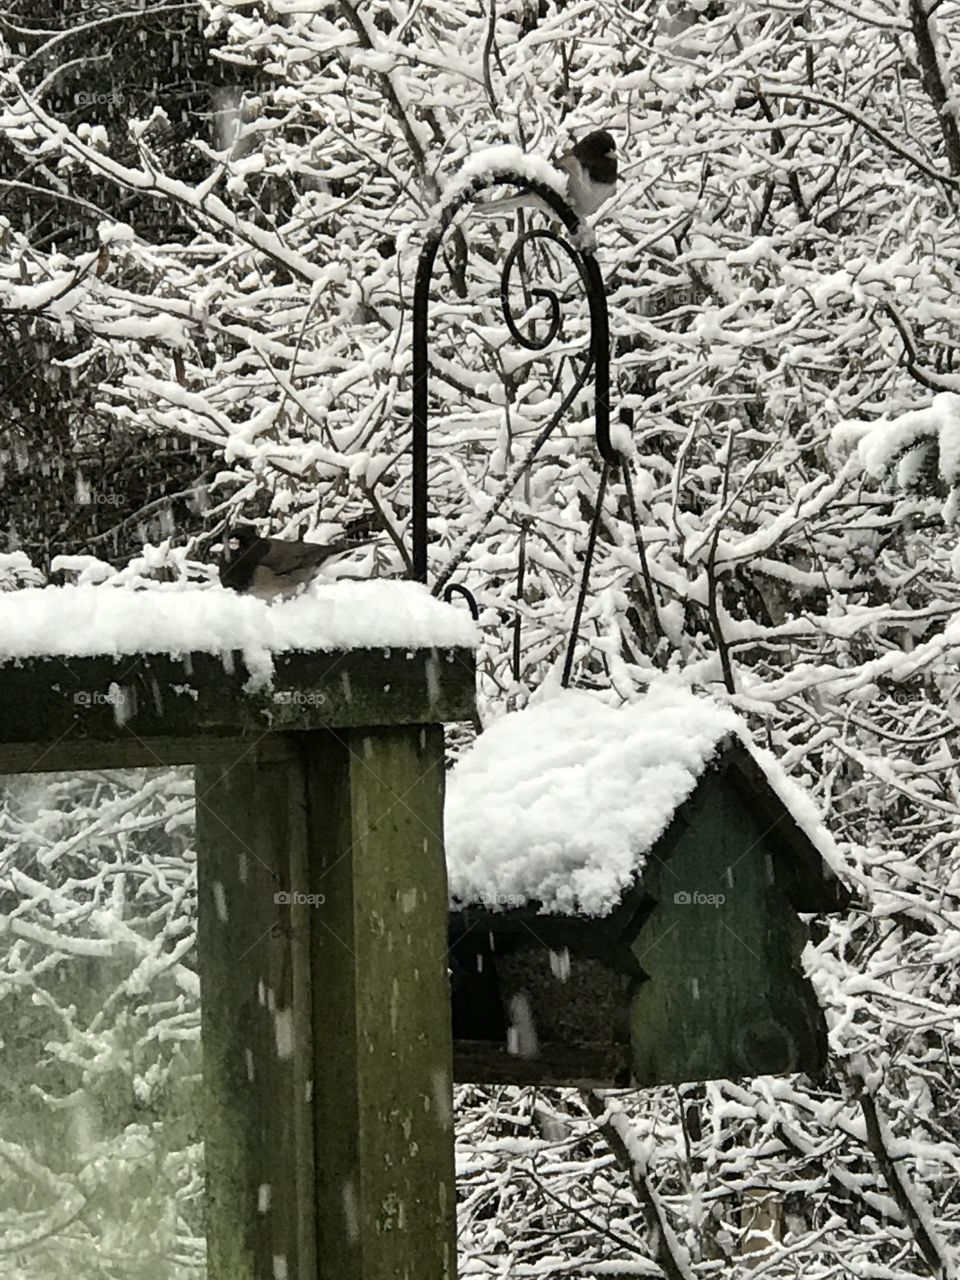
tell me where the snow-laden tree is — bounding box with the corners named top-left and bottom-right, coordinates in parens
top-left (0, 0), bottom-right (239, 562)
top-left (3, 0), bottom-right (960, 1274)
top-left (0, 767), bottom-right (204, 1277)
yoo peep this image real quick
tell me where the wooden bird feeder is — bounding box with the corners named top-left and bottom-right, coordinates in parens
top-left (445, 688), bottom-right (850, 1089)
top-left (0, 580), bottom-right (852, 1277)
top-left (0, 580), bottom-right (476, 1280)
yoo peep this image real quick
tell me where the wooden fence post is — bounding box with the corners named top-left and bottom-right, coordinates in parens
top-left (306, 725), bottom-right (457, 1280)
top-left (196, 723), bottom-right (458, 1280)
top-left (196, 746), bottom-right (317, 1280)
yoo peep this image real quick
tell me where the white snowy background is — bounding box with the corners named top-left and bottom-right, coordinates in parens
top-left (3, 0), bottom-right (960, 1275)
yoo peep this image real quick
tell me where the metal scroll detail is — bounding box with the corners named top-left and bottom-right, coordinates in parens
top-left (411, 172), bottom-right (617, 593)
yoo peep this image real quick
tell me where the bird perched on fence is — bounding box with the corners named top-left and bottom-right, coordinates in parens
top-left (475, 130), bottom-right (618, 222)
top-left (218, 525), bottom-right (376, 600)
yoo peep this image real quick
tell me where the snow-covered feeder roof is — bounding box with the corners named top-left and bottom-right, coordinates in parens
top-left (445, 683), bottom-right (846, 919)
top-left (0, 580), bottom-right (478, 671)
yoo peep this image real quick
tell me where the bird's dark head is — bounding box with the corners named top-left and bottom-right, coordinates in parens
top-left (221, 527), bottom-right (258, 561)
top-left (573, 130), bottom-right (617, 182)
top-left (218, 526), bottom-right (261, 590)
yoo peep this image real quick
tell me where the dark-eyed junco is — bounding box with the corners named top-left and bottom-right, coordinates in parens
top-left (219, 527), bottom-right (375, 599)
top-left (475, 129), bottom-right (618, 222)
top-left (556, 130), bottom-right (618, 217)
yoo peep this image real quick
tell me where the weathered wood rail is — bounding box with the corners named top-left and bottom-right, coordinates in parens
top-left (0, 640), bottom-right (476, 1280)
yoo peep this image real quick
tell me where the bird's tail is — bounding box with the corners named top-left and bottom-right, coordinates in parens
top-left (467, 193), bottom-right (556, 220)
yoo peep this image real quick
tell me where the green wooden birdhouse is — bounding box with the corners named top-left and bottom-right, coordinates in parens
top-left (445, 685), bottom-right (850, 1089)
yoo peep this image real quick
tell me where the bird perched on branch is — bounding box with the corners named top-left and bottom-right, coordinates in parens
top-left (218, 525), bottom-right (376, 599)
top-left (475, 130), bottom-right (618, 222)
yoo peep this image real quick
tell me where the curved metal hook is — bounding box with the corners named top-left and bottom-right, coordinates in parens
top-left (500, 227), bottom-right (591, 352)
top-left (442, 582), bottom-right (480, 621)
top-left (411, 170), bottom-right (616, 587)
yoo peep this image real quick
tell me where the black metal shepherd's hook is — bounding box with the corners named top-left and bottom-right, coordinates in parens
top-left (411, 160), bottom-right (634, 690)
top-left (411, 165), bottom-right (619, 593)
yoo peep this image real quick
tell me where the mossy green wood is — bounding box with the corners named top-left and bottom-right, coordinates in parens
top-left (0, 639), bottom-right (472, 1279)
top-left (305, 726), bottom-right (457, 1280)
top-left (628, 770), bottom-right (826, 1086)
top-left (195, 725), bottom-right (459, 1280)
top-left (195, 752), bottom-right (317, 1280)
top-left (0, 647), bottom-right (475, 773)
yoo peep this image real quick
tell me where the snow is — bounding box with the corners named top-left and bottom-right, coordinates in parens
top-left (830, 391), bottom-right (960, 484)
top-left (0, 581), bottom-right (478, 688)
top-left (549, 947), bottom-right (571, 981)
top-left (274, 1009), bottom-right (294, 1060)
top-left (9, 4), bottom-right (960, 1271)
top-left (445, 681), bottom-right (843, 917)
top-left (506, 992), bottom-right (538, 1058)
top-left (0, 551), bottom-right (44, 590)
top-left (451, 145), bottom-right (564, 195)
top-left (427, 144), bottom-right (567, 231)
top-left (97, 219), bottom-right (135, 244)
top-left (601, 1100), bottom-right (698, 1279)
